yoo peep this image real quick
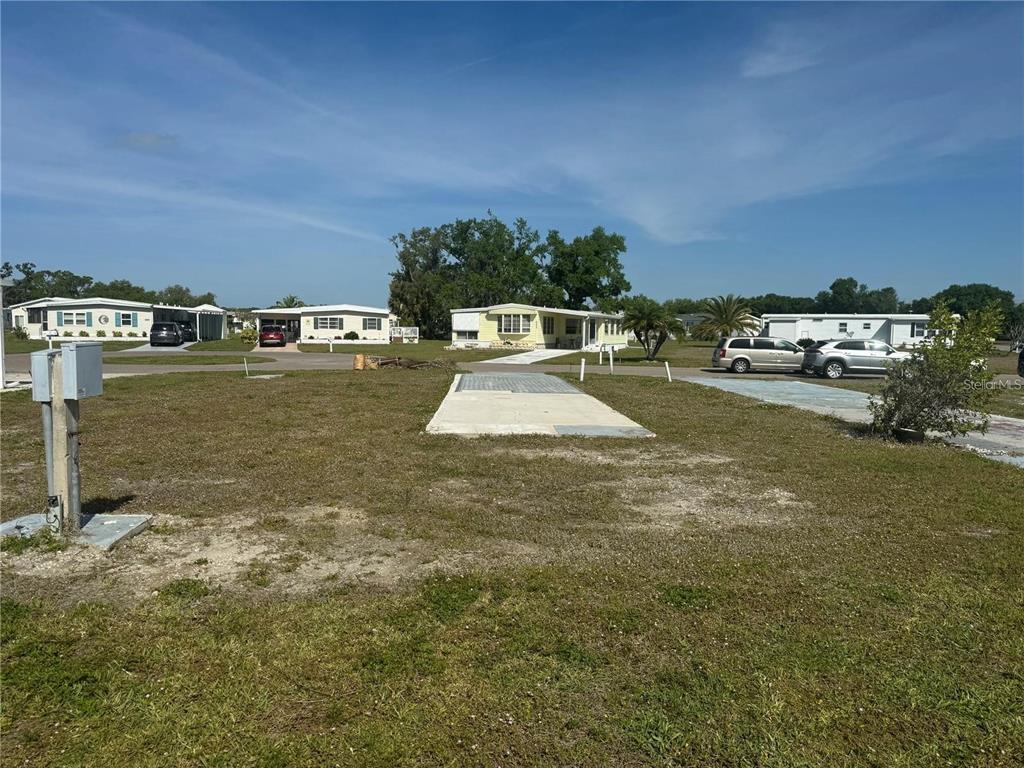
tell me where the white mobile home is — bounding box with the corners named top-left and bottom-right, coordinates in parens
top-left (8, 297), bottom-right (228, 341)
top-left (760, 314), bottom-right (933, 347)
top-left (253, 303), bottom-right (392, 344)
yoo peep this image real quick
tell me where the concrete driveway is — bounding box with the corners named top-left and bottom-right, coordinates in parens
top-left (681, 376), bottom-right (1024, 468)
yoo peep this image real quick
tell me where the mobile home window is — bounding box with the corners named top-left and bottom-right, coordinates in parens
top-left (910, 322), bottom-right (927, 337)
top-left (498, 314), bottom-right (530, 334)
top-left (862, 322), bottom-right (871, 330)
top-left (119, 312), bottom-right (134, 327)
top-left (71, 312), bottom-right (87, 326)
top-left (314, 317), bottom-right (343, 330)
top-left (27, 309), bottom-right (43, 324)
top-left (565, 318), bottom-right (579, 334)
top-left (362, 317), bottom-right (382, 331)
top-left (838, 322), bottom-right (848, 333)
top-left (542, 316), bottom-right (554, 335)
top-left (454, 331), bottom-right (478, 340)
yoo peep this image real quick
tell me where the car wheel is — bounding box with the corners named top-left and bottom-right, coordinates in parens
top-left (824, 360), bottom-right (845, 379)
top-left (731, 358), bottom-right (750, 374)
top-left (802, 367), bottom-right (814, 376)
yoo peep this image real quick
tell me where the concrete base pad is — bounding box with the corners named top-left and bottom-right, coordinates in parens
top-left (1, 513), bottom-right (152, 551)
top-left (427, 373), bottom-right (653, 437)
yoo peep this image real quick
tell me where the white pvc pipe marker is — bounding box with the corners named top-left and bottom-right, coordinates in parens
top-left (665, 361), bottom-right (672, 382)
top-left (609, 348), bottom-right (614, 374)
top-left (579, 358), bottom-right (586, 382)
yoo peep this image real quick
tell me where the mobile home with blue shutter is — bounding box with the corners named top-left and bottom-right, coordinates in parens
top-left (9, 297), bottom-right (228, 341)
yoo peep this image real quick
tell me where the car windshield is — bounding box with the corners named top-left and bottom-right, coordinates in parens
top-left (262, 326), bottom-right (283, 333)
top-left (152, 323), bottom-right (176, 331)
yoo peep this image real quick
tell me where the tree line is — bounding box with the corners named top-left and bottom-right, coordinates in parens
top-left (665, 277), bottom-right (1022, 335)
top-left (1, 262), bottom-right (217, 308)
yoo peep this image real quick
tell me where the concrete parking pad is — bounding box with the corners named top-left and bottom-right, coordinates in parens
top-left (681, 376), bottom-right (1024, 468)
top-left (427, 373), bottom-right (653, 437)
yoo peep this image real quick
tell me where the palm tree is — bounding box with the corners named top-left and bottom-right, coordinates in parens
top-left (274, 294), bottom-right (305, 308)
top-left (693, 294), bottom-right (758, 340)
top-left (622, 296), bottom-right (684, 361)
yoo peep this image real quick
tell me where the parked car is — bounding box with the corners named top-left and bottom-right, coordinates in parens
top-left (712, 336), bottom-right (806, 373)
top-left (149, 322), bottom-right (184, 347)
top-left (259, 325), bottom-right (287, 347)
top-left (176, 320), bottom-right (197, 342)
top-left (803, 339), bottom-right (910, 379)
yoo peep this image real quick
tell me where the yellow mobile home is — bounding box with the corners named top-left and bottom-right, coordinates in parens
top-left (450, 303), bottom-right (628, 350)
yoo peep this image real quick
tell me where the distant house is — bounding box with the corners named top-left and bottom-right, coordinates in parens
top-left (450, 303), bottom-right (629, 350)
top-left (253, 303), bottom-right (393, 344)
top-left (8, 297), bottom-right (228, 341)
top-left (760, 313), bottom-right (934, 347)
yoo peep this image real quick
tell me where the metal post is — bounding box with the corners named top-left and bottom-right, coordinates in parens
top-left (66, 399), bottom-right (82, 530)
top-left (41, 402), bottom-right (55, 496)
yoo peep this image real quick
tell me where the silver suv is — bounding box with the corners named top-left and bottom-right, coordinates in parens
top-left (803, 339), bottom-right (910, 379)
top-left (712, 336), bottom-right (806, 373)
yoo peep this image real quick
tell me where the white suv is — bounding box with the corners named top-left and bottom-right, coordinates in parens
top-left (802, 339), bottom-right (910, 379)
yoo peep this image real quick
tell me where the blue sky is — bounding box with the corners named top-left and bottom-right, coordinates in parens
top-left (2, 2), bottom-right (1022, 307)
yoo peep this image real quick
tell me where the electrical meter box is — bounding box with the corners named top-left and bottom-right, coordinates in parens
top-left (30, 350), bottom-right (60, 402)
top-left (61, 342), bottom-right (104, 400)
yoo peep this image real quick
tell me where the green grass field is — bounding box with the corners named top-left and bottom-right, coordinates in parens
top-left (103, 354), bottom-right (275, 366)
top-left (297, 338), bottom-right (519, 362)
top-left (2, 370), bottom-right (1022, 766)
top-left (2, 333), bottom-right (144, 354)
top-left (187, 334), bottom-right (260, 352)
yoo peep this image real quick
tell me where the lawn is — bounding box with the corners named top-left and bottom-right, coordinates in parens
top-left (2, 370), bottom-right (1022, 766)
top-left (297, 338), bottom-right (520, 362)
top-left (2, 333), bottom-right (144, 353)
top-left (549, 340), bottom-right (717, 368)
top-left (103, 354), bottom-right (275, 366)
top-left (187, 334), bottom-right (260, 352)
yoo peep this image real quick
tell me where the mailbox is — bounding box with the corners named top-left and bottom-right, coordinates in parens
top-left (60, 342), bottom-right (104, 400)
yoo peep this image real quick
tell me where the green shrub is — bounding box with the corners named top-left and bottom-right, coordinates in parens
top-left (96, 330), bottom-right (107, 337)
top-left (112, 330), bottom-right (124, 337)
top-left (870, 301), bottom-right (1003, 437)
top-left (127, 331), bottom-right (138, 337)
top-left (10, 326), bottom-right (29, 340)
top-left (240, 327), bottom-right (258, 345)
top-left (78, 330), bottom-right (89, 337)
top-left (62, 331), bottom-right (73, 337)
top-left (344, 331), bottom-right (359, 340)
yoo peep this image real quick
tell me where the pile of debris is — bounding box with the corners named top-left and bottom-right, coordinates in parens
top-left (353, 354), bottom-right (451, 371)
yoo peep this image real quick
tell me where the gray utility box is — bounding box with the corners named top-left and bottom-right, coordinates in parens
top-left (30, 343), bottom-right (104, 401)
top-left (30, 350), bottom-right (60, 402)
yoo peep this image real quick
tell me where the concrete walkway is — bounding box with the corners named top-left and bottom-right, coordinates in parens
top-left (426, 373), bottom-right (653, 437)
top-left (479, 348), bottom-right (575, 365)
top-left (123, 341), bottom-right (198, 352)
top-left (681, 376), bottom-right (1024, 468)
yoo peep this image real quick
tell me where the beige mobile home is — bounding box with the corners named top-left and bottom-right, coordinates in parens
top-left (450, 303), bottom-right (628, 350)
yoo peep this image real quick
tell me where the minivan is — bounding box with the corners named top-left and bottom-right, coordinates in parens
top-left (712, 336), bottom-right (806, 373)
top-left (149, 322), bottom-right (183, 347)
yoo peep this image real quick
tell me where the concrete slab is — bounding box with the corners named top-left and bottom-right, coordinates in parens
top-left (427, 373), bottom-right (653, 437)
top-left (123, 341), bottom-right (196, 353)
top-left (480, 348), bottom-right (573, 365)
top-left (680, 376), bottom-right (1024, 467)
top-left (1, 513), bottom-right (152, 551)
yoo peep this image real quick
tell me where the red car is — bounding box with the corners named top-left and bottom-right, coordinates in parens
top-left (259, 325), bottom-right (287, 347)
